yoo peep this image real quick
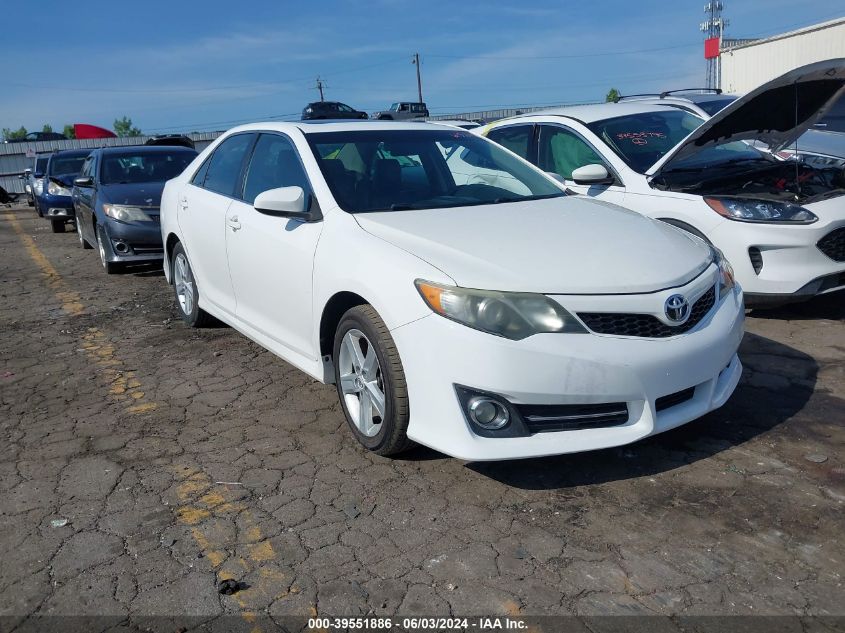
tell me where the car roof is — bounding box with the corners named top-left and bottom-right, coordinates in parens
top-left (222, 120), bottom-right (463, 134)
top-left (497, 102), bottom-right (683, 124)
top-left (50, 149), bottom-right (92, 158)
top-left (97, 145), bottom-right (196, 154)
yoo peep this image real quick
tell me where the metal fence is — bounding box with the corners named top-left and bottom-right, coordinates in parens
top-left (1, 132), bottom-right (222, 194)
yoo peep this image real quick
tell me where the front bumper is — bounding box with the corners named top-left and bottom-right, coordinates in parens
top-left (391, 285), bottom-right (744, 461)
top-left (710, 197), bottom-right (845, 299)
top-left (38, 193), bottom-right (74, 219)
top-left (100, 218), bottom-right (164, 263)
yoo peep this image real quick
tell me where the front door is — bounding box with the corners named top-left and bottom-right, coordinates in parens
top-left (225, 133), bottom-right (323, 358)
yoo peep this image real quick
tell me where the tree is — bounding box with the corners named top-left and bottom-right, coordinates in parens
top-left (62, 124), bottom-right (76, 139)
top-left (605, 87), bottom-right (621, 103)
top-left (42, 124), bottom-right (53, 133)
top-left (113, 116), bottom-right (142, 137)
top-left (1, 126), bottom-right (27, 140)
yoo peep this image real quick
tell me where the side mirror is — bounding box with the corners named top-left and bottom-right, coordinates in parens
top-left (571, 164), bottom-right (614, 185)
top-left (545, 172), bottom-right (566, 184)
top-left (74, 176), bottom-right (94, 188)
top-left (254, 186), bottom-right (313, 220)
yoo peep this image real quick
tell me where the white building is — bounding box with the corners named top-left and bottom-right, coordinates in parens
top-left (720, 17), bottom-right (845, 94)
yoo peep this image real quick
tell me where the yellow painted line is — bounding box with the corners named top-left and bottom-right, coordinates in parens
top-left (170, 465), bottom-right (297, 626)
top-left (5, 212), bottom-right (158, 414)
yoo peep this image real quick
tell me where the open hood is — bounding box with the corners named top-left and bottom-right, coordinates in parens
top-left (648, 58), bottom-right (845, 177)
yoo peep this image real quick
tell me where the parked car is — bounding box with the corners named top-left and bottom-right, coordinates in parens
top-left (373, 102), bottom-right (429, 120)
top-left (21, 154), bottom-right (50, 207)
top-left (615, 89), bottom-right (739, 118)
top-left (160, 120), bottom-right (743, 461)
top-left (72, 146), bottom-right (197, 273)
top-left (775, 93), bottom-right (845, 169)
top-left (481, 59), bottom-right (845, 307)
top-left (302, 101), bottom-right (368, 120)
top-left (4, 131), bottom-right (68, 143)
top-left (34, 149), bottom-right (90, 232)
top-left (145, 134), bottom-right (195, 149)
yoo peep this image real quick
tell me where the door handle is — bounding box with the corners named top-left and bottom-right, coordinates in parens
top-left (227, 216), bottom-right (241, 231)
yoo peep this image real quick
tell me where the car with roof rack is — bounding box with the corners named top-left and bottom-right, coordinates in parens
top-left (481, 60), bottom-right (845, 307)
top-left (159, 119), bottom-right (743, 461)
top-left (614, 88), bottom-right (739, 118)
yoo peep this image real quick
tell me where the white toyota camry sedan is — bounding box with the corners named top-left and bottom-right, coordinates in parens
top-left (481, 59), bottom-right (845, 307)
top-left (160, 120), bottom-right (744, 461)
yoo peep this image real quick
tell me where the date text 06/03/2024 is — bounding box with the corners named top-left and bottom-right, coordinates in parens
top-left (306, 617), bottom-right (528, 630)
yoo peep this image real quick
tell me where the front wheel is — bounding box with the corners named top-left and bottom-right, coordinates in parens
top-left (50, 219), bottom-right (66, 233)
top-left (333, 305), bottom-right (412, 456)
top-left (171, 242), bottom-right (214, 327)
top-left (96, 225), bottom-right (121, 274)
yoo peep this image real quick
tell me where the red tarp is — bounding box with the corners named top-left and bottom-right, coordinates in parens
top-left (74, 124), bottom-right (118, 139)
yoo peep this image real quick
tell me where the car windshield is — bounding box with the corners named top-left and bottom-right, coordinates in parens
top-left (48, 156), bottom-right (87, 175)
top-left (100, 150), bottom-right (196, 185)
top-left (306, 129), bottom-right (564, 213)
top-left (587, 110), bottom-right (704, 173)
top-left (695, 96), bottom-right (738, 116)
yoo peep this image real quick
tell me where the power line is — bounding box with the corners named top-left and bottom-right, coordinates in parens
top-left (422, 42), bottom-right (700, 60)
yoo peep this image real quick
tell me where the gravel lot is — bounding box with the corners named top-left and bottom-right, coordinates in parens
top-left (1, 203), bottom-right (843, 630)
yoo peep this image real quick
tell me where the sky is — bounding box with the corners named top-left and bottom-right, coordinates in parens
top-left (1, 0), bottom-right (843, 135)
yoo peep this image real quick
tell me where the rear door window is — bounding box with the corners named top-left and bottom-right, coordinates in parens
top-left (486, 125), bottom-right (534, 162)
top-left (201, 133), bottom-right (255, 197)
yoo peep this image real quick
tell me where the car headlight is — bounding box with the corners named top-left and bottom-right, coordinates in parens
top-left (34, 179), bottom-right (44, 195)
top-left (704, 197), bottom-right (817, 224)
top-left (47, 180), bottom-right (71, 196)
top-left (711, 248), bottom-right (736, 297)
top-left (103, 204), bottom-right (153, 222)
top-left (415, 280), bottom-right (587, 340)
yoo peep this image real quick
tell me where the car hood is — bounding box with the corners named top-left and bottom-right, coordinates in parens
top-left (354, 197), bottom-right (712, 294)
top-left (648, 58), bottom-right (845, 177)
top-left (49, 173), bottom-right (78, 188)
top-left (99, 182), bottom-right (165, 206)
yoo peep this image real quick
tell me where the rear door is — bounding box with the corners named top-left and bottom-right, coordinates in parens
top-left (224, 132), bottom-right (323, 358)
top-left (72, 154), bottom-right (97, 242)
top-left (178, 133), bottom-right (255, 317)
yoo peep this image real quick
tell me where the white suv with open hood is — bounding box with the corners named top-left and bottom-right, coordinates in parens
top-left (481, 59), bottom-right (845, 306)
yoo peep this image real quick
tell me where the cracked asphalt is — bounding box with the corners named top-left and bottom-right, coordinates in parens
top-left (1, 203), bottom-right (843, 630)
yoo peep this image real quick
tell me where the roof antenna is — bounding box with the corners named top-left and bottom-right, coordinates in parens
top-left (793, 82), bottom-right (801, 199)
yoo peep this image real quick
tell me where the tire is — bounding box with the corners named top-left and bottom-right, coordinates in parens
top-left (171, 242), bottom-right (214, 327)
top-left (50, 219), bottom-right (66, 233)
top-left (333, 305), bottom-right (412, 456)
top-left (77, 218), bottom-right (92, 249)
top-left (96, 225), bottom-right (121, 274)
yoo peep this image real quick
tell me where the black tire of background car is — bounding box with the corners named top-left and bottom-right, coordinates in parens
top-left (50, 219), bottom-right (66, 233)
top-left (333, 305), bottom-right (413, 456)
top-left (77, 220), bottom-right (92, 249)
top-left (96, 225), bottom-right (122, 274)
top-left (171, 242), bottom-right (215, 327)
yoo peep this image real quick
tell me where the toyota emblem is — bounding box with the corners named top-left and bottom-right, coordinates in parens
top-left (664, 294), bottom-right (690, 323)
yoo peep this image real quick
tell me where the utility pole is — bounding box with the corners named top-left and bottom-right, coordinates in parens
top-left (412, 53), bottom-right (423, 103)
top-left (315, 76), bottom-right (325, 101)
top-left (700, 2), bottom-right (729, 90)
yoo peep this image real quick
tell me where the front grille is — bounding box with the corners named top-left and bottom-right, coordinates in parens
top-left (516, 402), bottom-right (628, 434)
top-left (577, 286), bottom-right (716, 338)
top-left (817, 227), bottom-right (845, 262)
top-left (655, 387), bottom-right (695, 412)
top-left (748, 247), bottom-right (763, 274)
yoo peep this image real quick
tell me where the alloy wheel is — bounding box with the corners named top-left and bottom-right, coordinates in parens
top-left (173, 253), bottom-right (194, 316)
top-left (338, 329), bottom-right (386, 437)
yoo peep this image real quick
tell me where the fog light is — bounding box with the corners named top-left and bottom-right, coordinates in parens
top-left (468, 397), bottom-right (509, 429)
